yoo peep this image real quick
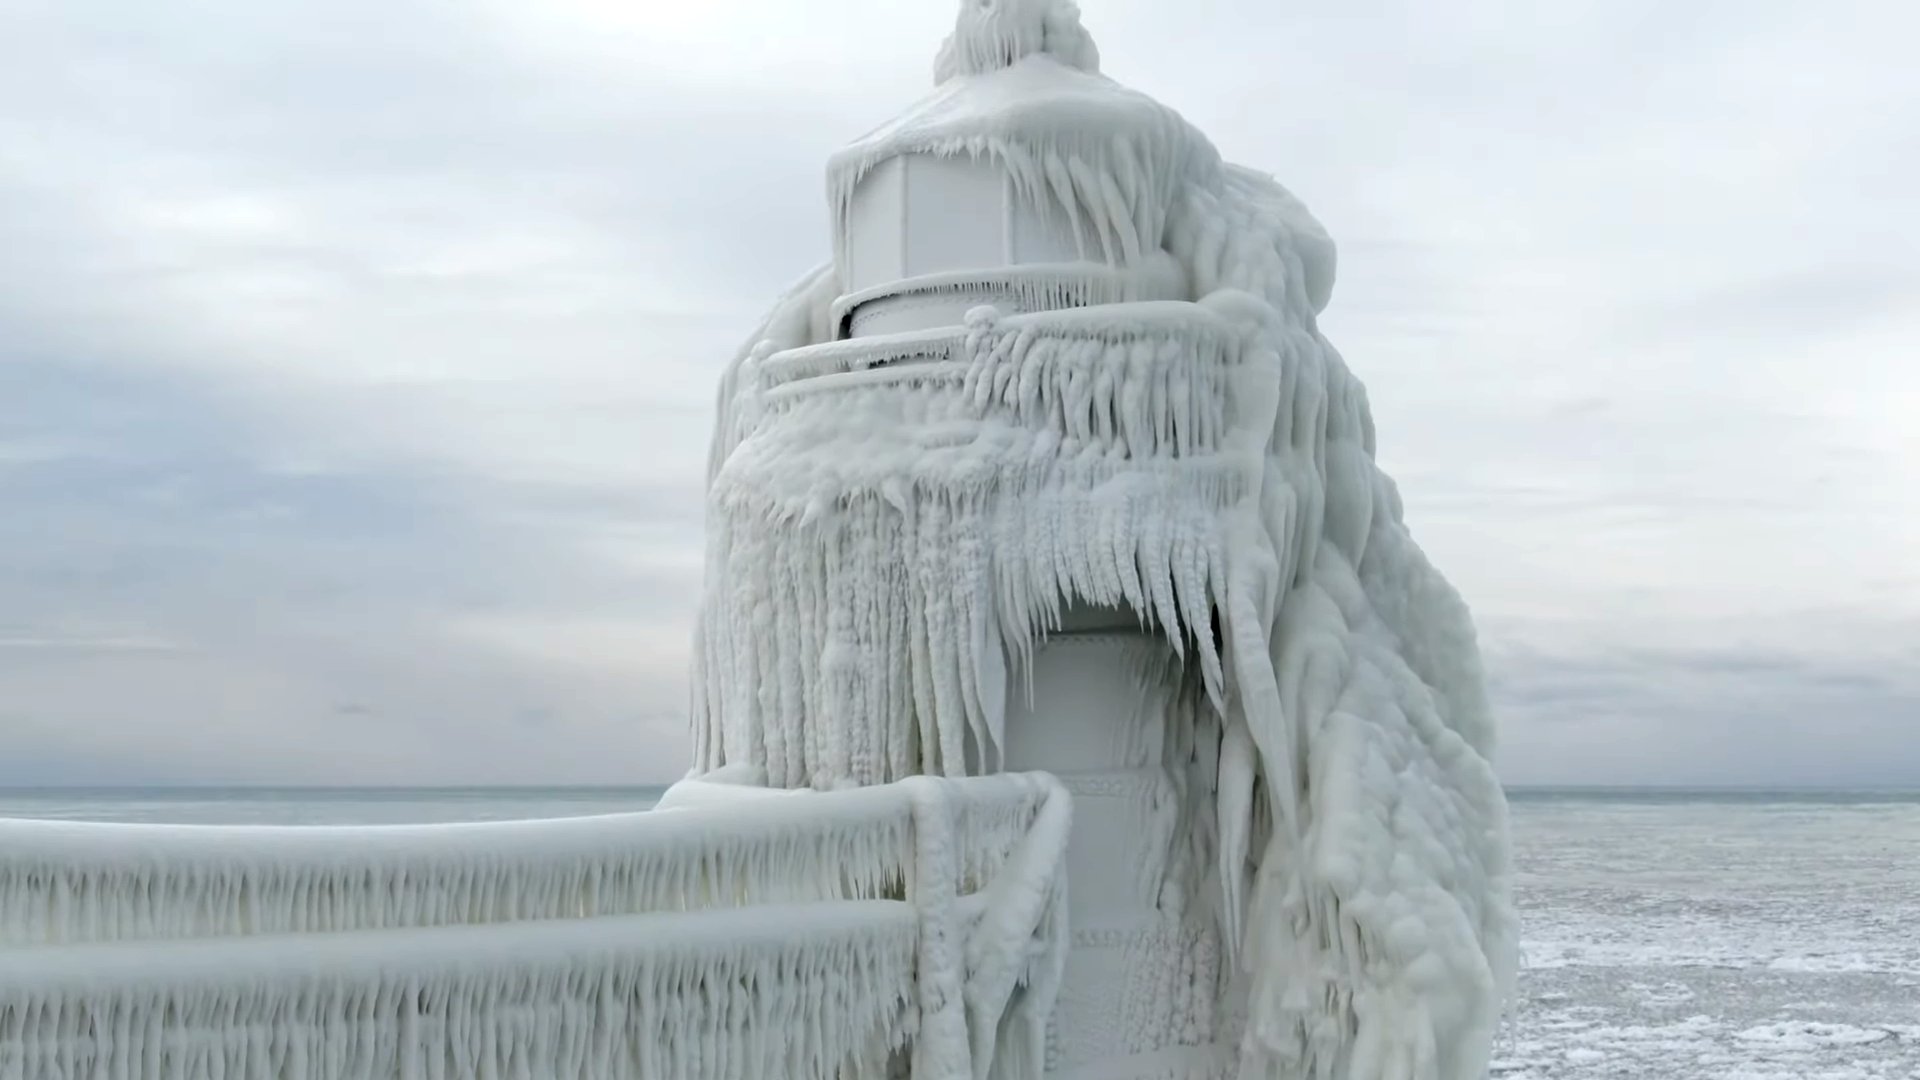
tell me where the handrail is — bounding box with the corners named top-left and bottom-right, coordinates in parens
top-left (0, 773), bottom-right (1053, 948)
top-left (0, 772), bottom-right (1071, 1080)
top-left (0, 902), bottom-right (921, 1080)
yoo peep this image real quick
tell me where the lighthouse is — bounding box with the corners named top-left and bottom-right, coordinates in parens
top-left (691, 1), bottom-right (1517, 1076)
top-left (0, 5), bottom-right (1513, 1077)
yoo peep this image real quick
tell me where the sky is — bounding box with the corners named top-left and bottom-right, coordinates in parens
top-left (0, 0), bottom-right (1915, 787)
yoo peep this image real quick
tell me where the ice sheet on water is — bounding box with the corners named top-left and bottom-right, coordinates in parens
top-left (1497, 792), bottom-right (1920, 1079)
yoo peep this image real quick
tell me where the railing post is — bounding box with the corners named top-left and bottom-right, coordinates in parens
top-left (904, 776), bottom-right (972, 1080)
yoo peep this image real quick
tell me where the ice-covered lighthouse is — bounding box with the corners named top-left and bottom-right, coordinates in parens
top-left (690, 0), bottom-right (1517, 1076)
top-left (0, 2), bottom-right (1511, 1077)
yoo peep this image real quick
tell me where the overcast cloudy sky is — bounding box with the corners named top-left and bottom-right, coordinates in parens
top-left (1, 0), bottom-right (1915, 787)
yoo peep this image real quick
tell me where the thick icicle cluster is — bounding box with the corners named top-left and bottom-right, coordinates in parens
top-left (701, 299), bottom-right (1253, 787)
top-left (0, 774), bottom-right (1072, 1080)
top-left (692, 7), bottom-right (1515, 1075)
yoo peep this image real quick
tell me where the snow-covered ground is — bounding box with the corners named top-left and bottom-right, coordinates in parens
top-left (1499, 792), bottom-right (1920, 1079)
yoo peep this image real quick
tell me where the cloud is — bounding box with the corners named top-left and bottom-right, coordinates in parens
top-left (0, 638), bottom-right (186, 652)
top-left (1487, 622), bottom-right (1920, 787)
top-left (0, 0), bottom-right (1914, 785)
top-left (0, 347), bottom-right (697, 785)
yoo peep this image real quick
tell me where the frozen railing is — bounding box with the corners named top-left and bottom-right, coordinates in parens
top-left (0, 773), bottom-right (1071, 1080)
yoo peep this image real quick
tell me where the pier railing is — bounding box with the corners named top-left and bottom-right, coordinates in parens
top-left (0, 773), bottom-right (1070, 1080)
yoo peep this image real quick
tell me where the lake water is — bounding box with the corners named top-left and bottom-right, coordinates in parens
top-left (1500, 787), bottom-right (1920, 1079)
top-left (3, 785), bottom-right (1916, 1078)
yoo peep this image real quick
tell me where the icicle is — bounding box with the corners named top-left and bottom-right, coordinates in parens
top-left (0, 902), bottom-right (920, 1080)
top-left (0, 775), bottom-right (1069, 1080)
top-left (702, 33), bottom-right (1514, 1078)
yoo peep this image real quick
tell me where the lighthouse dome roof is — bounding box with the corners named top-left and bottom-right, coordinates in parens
top-left (827, 1), bottom-right (1221, 270)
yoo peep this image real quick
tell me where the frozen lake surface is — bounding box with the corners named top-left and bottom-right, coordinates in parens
top-left (1499, 790), bottom-right (1920, 1079)
top-left (4, 785), bottom-right (1915, 1077)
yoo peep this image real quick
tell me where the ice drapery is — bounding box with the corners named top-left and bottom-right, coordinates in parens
top-left (934, 0), bottom-right (1100, 85)
top-left (691, 3), bottom-right (1515, 1077)
top-left (0, 904), bottom-right (919, 1080)
top-left (0, 782), bottom-right (1020, 948)
top-left (0, 775), bottom-right (1071, 1080)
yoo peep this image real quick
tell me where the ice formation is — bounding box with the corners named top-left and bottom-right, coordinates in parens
top-left (0, 774), bottom-right (1051, 948)
top-left (0, 3), bottom-right (1515, 1077)
top-left (691, 1), bottom-right (1516, 1076)
top-left (0, 774), bottom-right (1070, 1080)
top-left (0, 903), bottom-right (922, 1080)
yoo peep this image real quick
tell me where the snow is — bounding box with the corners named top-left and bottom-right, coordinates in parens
top-left (693, 1), bottom-right (1514, 1075)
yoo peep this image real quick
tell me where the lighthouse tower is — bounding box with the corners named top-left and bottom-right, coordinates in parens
top-left (828, 21), bottom-right (1239, 1076)
top-left (692, 2), bottom-right (1516, 1077)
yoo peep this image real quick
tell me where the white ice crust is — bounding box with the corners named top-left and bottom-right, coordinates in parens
top-left (693, 3), bottom-right (1515, 1077)
top-left (0, 773), bottom-right (1072, 1080)
top-left (0, 5), bottom-right (1514, 1078)
top-left (934, 0), bottom-right (1101, 85)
